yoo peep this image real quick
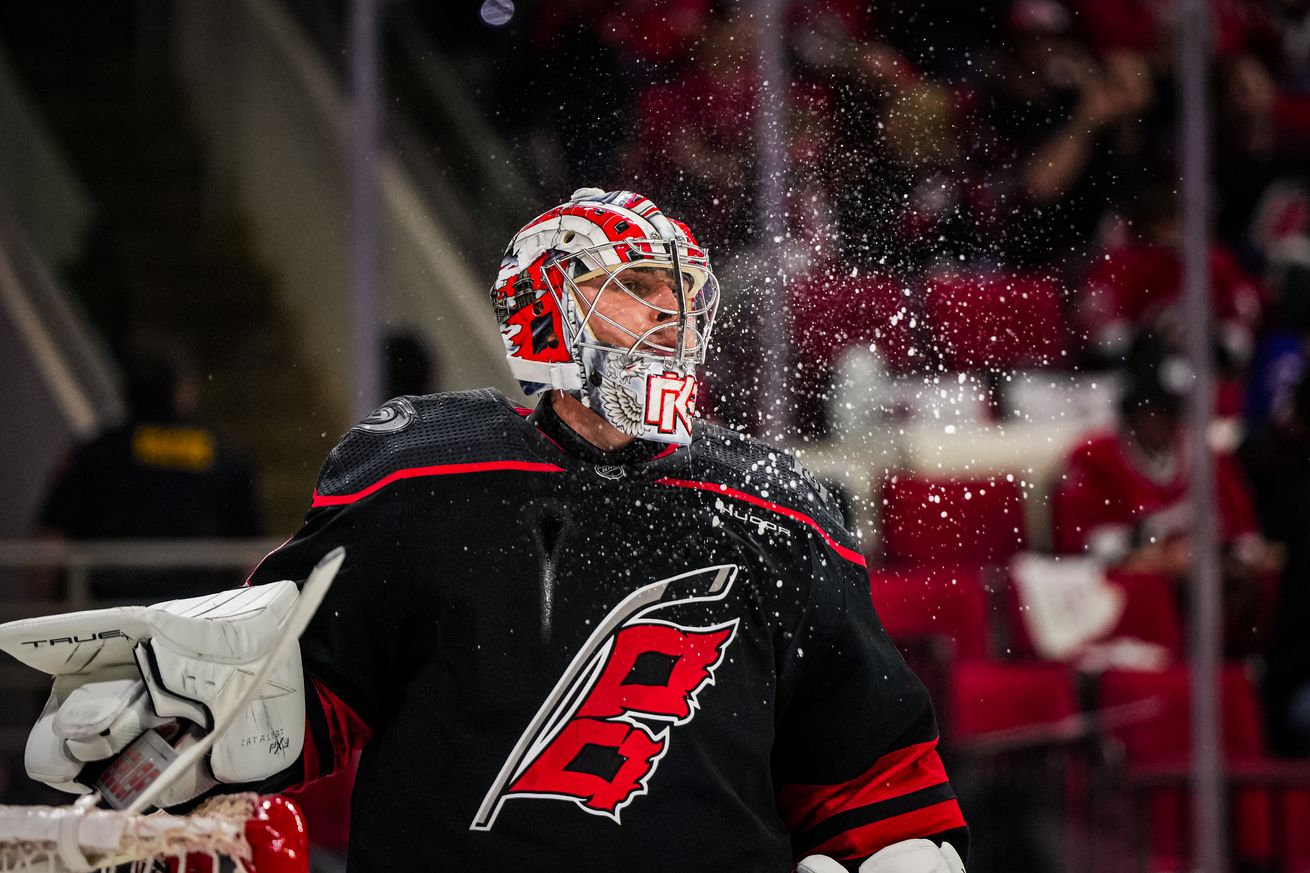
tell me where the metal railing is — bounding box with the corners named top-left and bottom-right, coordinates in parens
top-left (0, 538), bottom-right (284, 611)
top-left (1126, 762), bottom-right (1310, 873)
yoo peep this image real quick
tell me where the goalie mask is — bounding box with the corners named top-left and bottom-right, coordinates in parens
top-left (491, 188), bottom-right (720, 445)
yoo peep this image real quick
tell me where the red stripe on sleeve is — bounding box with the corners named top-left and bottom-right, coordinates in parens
top-left (305, 679), bottom-right (375, 783)
top-left (777, 739), bottom-right (950, 834)
top-left (311, 460), bottom-right (565, 507)
top-left (655, 477), bottom-right (867, 568)
top-left (808, 800), bottom-right (967, 862)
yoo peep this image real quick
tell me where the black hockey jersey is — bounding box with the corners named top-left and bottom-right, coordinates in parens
top-left (249, 390), bottom-right (966, 872)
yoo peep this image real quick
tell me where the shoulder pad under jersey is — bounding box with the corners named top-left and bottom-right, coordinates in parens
top-left (313, 389), bottom-right (539, 504)
top-left (689, 421), bottom-right (852, 552)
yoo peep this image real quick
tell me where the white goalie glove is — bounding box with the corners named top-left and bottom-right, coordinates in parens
top-left (0, 577), bottom-right (315, 809)
top-left (798, 839), bottom-right (966, 873)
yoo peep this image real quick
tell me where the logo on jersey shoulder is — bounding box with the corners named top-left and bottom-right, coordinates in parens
top-left (353, 397), bottom-right (416, 434)
top-left (644, 372), bottom-right (697, 435)
top-left (595, 464), bottom-right (626, 480)
top-left (472, 565), bottom-right (740, 830)
top-left (713, 497), bottom-right (791, 539)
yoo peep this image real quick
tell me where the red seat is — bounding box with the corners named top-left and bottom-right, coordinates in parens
top-left (1126, 766), bottom-right (1310, 873)
top-left (880, 476), bottom-right (1026, 566)
top-left (870, 565), bottom-right (989, 661)
top-left (790, 271), bottom-right (918, 374)
top-left (1228, 763), bottom-right (1310, 873)
top-left (924, 271), bottom-right (1069, 371)
top-left (951, 661), bottom-right (1079, 738)
top-left (1227, 763), bottom-right (1310, 873)
top-left (1098, 665), bottom-right (1264, 764)
top-left (869, 565), bottom-right (1078, 743)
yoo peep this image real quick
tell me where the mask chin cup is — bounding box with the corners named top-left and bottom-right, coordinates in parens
top-left (580, 348), bottom-right (699, 446)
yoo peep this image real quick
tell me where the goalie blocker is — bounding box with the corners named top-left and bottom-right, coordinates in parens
top-left (0, 570), bottom-right (326, 810)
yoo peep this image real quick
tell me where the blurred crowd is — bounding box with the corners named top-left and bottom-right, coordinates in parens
top-left (446, 0), bottom-right (1310, 769)
top-left (479, 0), bottom-right (1310, 400)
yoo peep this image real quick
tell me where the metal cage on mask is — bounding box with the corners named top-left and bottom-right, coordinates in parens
top-left (491, 190), bottom-right (720, 445)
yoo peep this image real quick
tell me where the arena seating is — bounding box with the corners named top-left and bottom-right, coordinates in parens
top-left (870, 564), bottom-right (991, 662)
top-left (879, 475), bottom-right (1027, 566)
top-left (871, 563), bottom-right (1081, 744)
top-left (923, 271), bottom-right (1070, 372)
top-left (1098, 666), bottom-right (1266, 766)
top-left (789, 270), bottom-right (919, 375)
top-left (1095, 665), bottom-right (1309, 871)
top-left (950, 661), bottom-right (1081, 739)
top-left (867, 466), bottom-right (1310, 872)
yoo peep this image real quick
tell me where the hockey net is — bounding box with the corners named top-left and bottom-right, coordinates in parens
top-left (0, 793), bottom-right (307, 873)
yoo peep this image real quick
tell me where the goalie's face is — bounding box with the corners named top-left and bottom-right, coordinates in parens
top-left (575, 268), bottom-right (678, 354)
top-left (571, 264), bottom-right (713, 363)
top-left (561, 261), bottom-right (716, 446)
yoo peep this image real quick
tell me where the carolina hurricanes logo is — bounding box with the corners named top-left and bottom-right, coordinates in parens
top-left (644, 372), bottom-right (698, 435)
top-left (471, 565), bottom-right (739, 830)
top-left (352, 398), bottom-right (416, 434)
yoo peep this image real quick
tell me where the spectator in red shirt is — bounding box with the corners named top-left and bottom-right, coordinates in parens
top-left (37, 339), bottom-right (263, 601)
top-left (1052, 336), bottom-right (1282, 652)
top-left (1077, 186), bottom-right (1266, 369)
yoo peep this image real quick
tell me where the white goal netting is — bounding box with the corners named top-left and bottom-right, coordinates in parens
top-left (0, 793), bottom-right (306, 873)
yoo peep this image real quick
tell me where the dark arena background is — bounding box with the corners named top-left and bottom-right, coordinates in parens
top-left (2, 1), bottom-right (1310, 871)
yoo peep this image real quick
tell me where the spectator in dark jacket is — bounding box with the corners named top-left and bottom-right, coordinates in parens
top-left (38, 339), bottom-right (262, 600)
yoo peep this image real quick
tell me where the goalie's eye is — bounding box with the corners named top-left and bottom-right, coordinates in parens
top-left (619, 274), bottom-right (666, 300)
top-left (616, 268), bottom-right (693, 307)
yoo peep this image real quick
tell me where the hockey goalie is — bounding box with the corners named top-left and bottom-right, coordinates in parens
top-left (1, 189), bottom-right (968, 873)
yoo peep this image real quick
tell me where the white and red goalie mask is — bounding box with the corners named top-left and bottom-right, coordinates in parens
top-left (491, 189), bottom-right (720, 446)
